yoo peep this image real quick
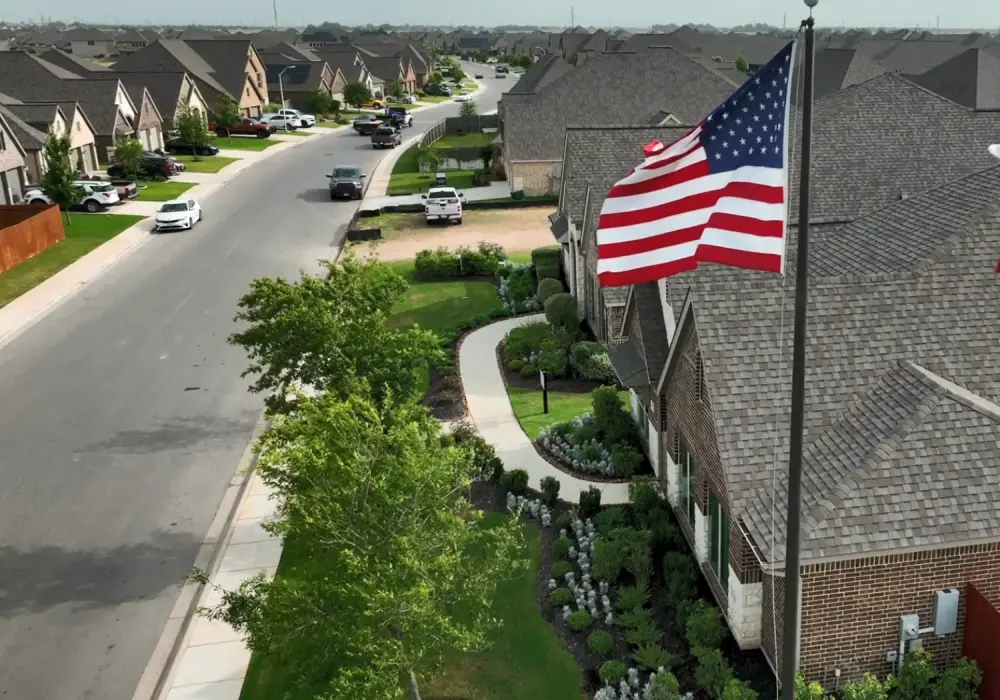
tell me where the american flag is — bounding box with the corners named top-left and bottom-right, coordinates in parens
top-left (596, 41), bottom-right (796, 287)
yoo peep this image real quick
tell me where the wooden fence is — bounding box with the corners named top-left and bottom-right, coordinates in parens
top-left (0, 204), bottom-right (66, 274)
top-left (964, 584), bottom-right (1000, 700)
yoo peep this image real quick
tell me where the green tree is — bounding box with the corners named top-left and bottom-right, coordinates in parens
top-left (388, 77), bottom-right (405, 98)
top-left (459, 99), bottom-right (477, 117)
top-left (263, 101), bottom-right (283, 112)
top-left (343, 81), bottom-right (373, 110)
top-left (113, 136), bottom-right (145, 181)
top-left (842, 674), bottom-right (887, 700)
top-left (229, 253), bottom-right (443, 415)
top-left (735, 56), bottom-right (751, 75)
top-left (451, 67), bottom-right (467, 82)
top-left (40, 132), bottom-right (82, 224)
top-left (427, 71), bottom-right (444, 85)
top-left (416, 145), bottom-right (442, 173)
top-left (509, 54), bottom-right (533, 69)
top-left (197, 387), bottom-right (526, 699)
top-left (174, 104), bottom-right (209, 161)
top-left (304, 88), bottom-right (335, 117)
top-left (213, 93), bottom-right (242, 144)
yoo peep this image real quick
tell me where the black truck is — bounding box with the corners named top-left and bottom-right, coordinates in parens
top-left (326, 165), bottom-right (366, 200)
top-left (371, 126), bottom-right (402, 149)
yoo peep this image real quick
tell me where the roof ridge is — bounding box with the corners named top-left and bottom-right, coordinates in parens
top-left (910, 363), bottom-right (1000, 422)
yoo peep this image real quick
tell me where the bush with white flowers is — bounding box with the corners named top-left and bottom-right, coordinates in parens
top-left (497, 262), bottom-right (542, 314)
top-left (591, 666), bottom-right (696, 700)
top-left (506, 493), bottom-right (552, 526)
top-left (537, 413), bottom-right (615, 476)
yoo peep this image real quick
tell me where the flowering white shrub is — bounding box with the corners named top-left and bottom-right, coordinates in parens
top-left (507, 494), bottom-right (552, 526)
top-left (497, 262), bottom-right (542, 314)
top-left (537, 413), bottom-right (615, 476)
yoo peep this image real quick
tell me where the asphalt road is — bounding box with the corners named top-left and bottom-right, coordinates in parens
top-left (0, 64), bottom-right (507, 700)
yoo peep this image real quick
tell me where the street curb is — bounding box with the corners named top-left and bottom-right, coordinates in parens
top-left (130, 413), bottom-right (270, 700)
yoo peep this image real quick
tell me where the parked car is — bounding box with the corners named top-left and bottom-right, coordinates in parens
top-left (326, 165), bottom-right (366, 200)
top-left (421, 186), bottom-right (465, 225)
top-left (23, 180), bottom-right (121, 212)
top-left (212, 117), bottom-right (274, 138)
top-left (389, 94), bottom-right (418, 104)
top-left (371, 126), bottom-right (402, 149)
top-left (276, 108), bottom-right (315, 127)
top-left (474, 73), bottom-right (484, 79)
top-left (145, 151), bottom-right (184, 173)
top-left (78, 173), bottom-right (137, 201)
top-left (424, 83), bottom-right (453, 97)
top-left (486, 57), bottom-right (498, 64)
top-left (259, 113), bottom-right (302, 130)
top-left (107, 153), bottom-right (177, 181)
top-left (454, 92), bottom-right (473, 102)
top-left (154, 198), bottom-right (202, 232)
top-left (164, 138), bottom-right (220, 156)
top-left (360, 100), bottom-right (384, 109)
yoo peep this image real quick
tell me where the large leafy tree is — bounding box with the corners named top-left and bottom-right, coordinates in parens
top-left (40, 132), bottom-right (82, 224)
top-left (113, 136), bottom-right (144, 181)
top-left (229, 253), bottom-right (442, 414)
top-left (198, 388), bottom-right (526, 698)
top-left (303, 88), bottom-right (335, 117)
top-left (174, 104), bottom-right (209, 160)
top-left (343, 81), bottom-right (373, 109)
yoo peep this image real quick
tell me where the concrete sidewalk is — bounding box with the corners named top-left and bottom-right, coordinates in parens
top-left (460, 314), bottom-right (630, 504)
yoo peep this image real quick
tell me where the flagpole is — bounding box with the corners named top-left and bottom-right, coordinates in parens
top-left (780, 4), bottom-right (816, 700)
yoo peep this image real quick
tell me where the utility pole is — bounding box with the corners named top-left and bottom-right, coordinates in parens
top-left (272, 0), bottom-right (278, 29)
top-left (571, 6), bottom-right (574, 27)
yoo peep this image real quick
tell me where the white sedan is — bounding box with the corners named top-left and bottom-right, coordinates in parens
top-left (277, 108), bottom-right (315, 127)
top-left (259, 113), bottom-right (302, 130)
top-left (154, 198), bottom-right (202, 232)
top-left (454, 92), bottom-right (473, 102)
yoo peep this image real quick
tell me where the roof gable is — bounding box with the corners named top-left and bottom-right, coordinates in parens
top-left (907, 47), bottom-right (1000, 109)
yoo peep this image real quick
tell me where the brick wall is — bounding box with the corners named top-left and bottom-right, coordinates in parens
top-left (761, 544), bottom-right (1000, 689)
top-left (509, 160), bottom-right (560, 196)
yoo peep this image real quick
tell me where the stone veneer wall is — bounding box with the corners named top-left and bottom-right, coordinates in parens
top-left (727, 565), bottom-right (763, 648)
top-left (509, 160), bottom-right (560, 196)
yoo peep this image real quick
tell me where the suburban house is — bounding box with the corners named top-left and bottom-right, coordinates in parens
top-left (297, 27), bottom-right (346, 49)
top-left (556, 71), bottom-right (1000, 690)
top-left (112, 39), bottom-right (269, 117)
top-left (313, 50), bottom-right (374, 96)
top-left (507, 55), bottom-right (574, 95)
top-left (221, 28), bottom-right (298, 50)
top-left (353, 42), bottom-right (430, 88)
top-left (103, 72), bottom-right (209, 131)
top-left (363, 56), bottom-right (417, 94)
top-left (115, 28), bottom-right (159, 54)
top-left (811, 47), bottom-right (890, 99)
top-left (501, 48), bottom-right (736, 197)
top-left (37, 48), bottom-right (111, 75)
top-left (17, 29), bottom-right (69, 53)
top-left (0, 101), bottom-right (99, 181)
top-left (64, 27), bottom-right (116, 59)
top-left (0, 108), bottom-right (28, 205)
top-left (905, 47), bottom-right (1000, 109)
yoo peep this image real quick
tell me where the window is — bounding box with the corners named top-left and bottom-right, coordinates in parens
top-left (695, 350), bottom-right (707, 402)
top-left (674, 435), bottom-right (698, 524)
top-left (709, 494), bottom-right (730, 589)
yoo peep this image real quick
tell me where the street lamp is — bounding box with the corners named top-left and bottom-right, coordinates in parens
top-left (278, 65), bottom-right (298, 131)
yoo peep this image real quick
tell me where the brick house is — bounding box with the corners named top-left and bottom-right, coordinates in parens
top-left (500, 48), bottom-right (735, 197)
top-left (570, 75), bottom-right (1000, 689)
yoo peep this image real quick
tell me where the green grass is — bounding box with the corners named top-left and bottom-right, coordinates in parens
top-left (418, 94), bottom-right (451, 103)
top-left (273, 130), bottom-right (314, 137)
top-left (210, 136), bottom-right (278, 152)
top-left (239, 514), bottom-right (582, 700)
top-left (0, 214), bottom-right (145, 308)
top-left (136, 180), bottom-right (196, 202)
top-left (316, 120), bottom-right (348, 128)
top-left (387, 261), bottom-right (503, 339)
top-left (507, 386), bottom-right (630, 439)
top-left (172, 154), bottom-right (239, 173)
top-left (363, 213), bottom-right (426, 241)
top-left (433, 132), bottom-right (493, 149)
top-left (388, 170), bottom-right (477, 196)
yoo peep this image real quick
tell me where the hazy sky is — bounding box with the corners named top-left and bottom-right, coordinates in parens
top-left (8, 0), bottom-right (997, 32)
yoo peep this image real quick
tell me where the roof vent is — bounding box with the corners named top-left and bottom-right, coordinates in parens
top-left (899, 192), bottom-right (907, 200)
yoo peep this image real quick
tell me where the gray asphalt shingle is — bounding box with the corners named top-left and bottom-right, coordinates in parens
top-left (906, 47), bottom-right (1000, 109)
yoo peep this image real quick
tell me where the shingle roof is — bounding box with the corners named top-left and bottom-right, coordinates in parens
top-left (38, 48), bottom-right (109, 74)
top-left (89, 71), bottom-right (188, 120)
top-left (263, 62), bottom-right (325, 90)
top-left (673, 165), bottom-right (1000, 563)
top-left (861, 38), bottom-right (971, 74)
top-left (620, 282), bottom-right (670, 385)
top-left (0, 104), bottom-right (47, 151)
top-left (610, 339), bottom-right (649, 388)
top-left (503, 48), bottom-right (736, 161)
top-left (812, 47), bottom-right (890, 99)
top-left (507, 54), bottom-right (574, 95)
top-left (182, 39), bottom-right (256, 100)
top-left (312, 51), bottom-right (365, 82)
top-left (63, 27), bottom-right (114, 42)
top-left (4, 102), bottom-right (61, 132)
top-left (362, 56), bottom-right (405, 83)
top-left (112, 40), bottom-right (228, 97)
top-left (906, 47), bottom-right (1000, 109)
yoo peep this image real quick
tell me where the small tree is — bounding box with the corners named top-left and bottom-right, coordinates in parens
top-left (175, 104), bottom-right (209, 161)
top-left (427, 71), bottom-right (444, 85)
top-left (304, 88), bottom-right (334, 117)
top-left (343, 81), bottom-right (373, 110)
top-left (213, 93), bottom-right (242, 144)
top-left (416, 145), bottom-right (442, 173)
top-left (40, 132), bottom-right (82, 224)
top-left (263, 102), bottom-right (283, 112)
top-left (459, 100), bottom-right (477, 117)
top-left (114, 136), bottom-right (145, 182)
top-left (735, 56), bottom-right (751, 75)
top-left (389, 77), bottom-right (405, 97)
top-left (452, 67), bottom-right (467, 82)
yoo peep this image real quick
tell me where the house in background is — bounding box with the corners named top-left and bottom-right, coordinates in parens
top-left (64, 27), bottom-right (116, 59)
top-left (363, 56), bottom-right (417, 94)
top-left (115, 28), bottom-right (159, 54)
top-left (38, 48), bottom-right (111, 75)
top-left (0, 108), bottom-right (28, 204)
top-left (0, 101), bottom-right (100, 181)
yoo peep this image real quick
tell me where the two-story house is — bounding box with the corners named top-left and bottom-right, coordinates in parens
top-left (64, 27), bottom-right (116, 59)
top-left (0, 101), bottom-right (99, 181)
top-left (0, 108), bottom-right (28, 205)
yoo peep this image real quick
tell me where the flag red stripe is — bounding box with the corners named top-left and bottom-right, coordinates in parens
top-left (607, 158), bottom-right (709, 198)
top-left (597, 214), bottom-right (785, 259)
top-left (599, 180), bottom-right (786, 229)
top-left (636, 140), bottom-right (702, 173)
top-left (696, 245), bottom-right (783, 273)
top-left (597, 256), bottom-right (700, 287)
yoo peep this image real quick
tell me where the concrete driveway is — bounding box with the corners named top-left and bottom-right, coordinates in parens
top-left (0, 63), bottom-right (507, 700)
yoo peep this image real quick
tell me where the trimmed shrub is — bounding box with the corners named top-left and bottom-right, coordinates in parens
top-left (630, 476), bottom-right (664, 521)
top-left (551, 587), bottom-right (573, 606)
top-left (555, 511), bottom-right (574, 529)
top-left (501, 468), bottom-right (529, 496)
top-left (538, 338), bottom-right (568, 377)
top-left (569, 341), bottom-right (616, 382)
top-left (694, 647), bottom-right (733, 700)
top-left (553, 536), bottom-right (573, 559)
top-left (568, 610), bottom-right (592, 632)
top-left (539, 475), bottom-right (560, 506)
top-left (592, 386), bottom-right (635, 445)
top-left (611, 443), bottom-right (643, 478)
top-left (686, 600), bottom-right (729, 650)
top-left (616, 581), bottom-right (650, 611)
top-left (649, 671), bottom-right (682, 700)
top-left (551, 561), bottom-right (572, 579)
top-left (633, 645), bottom-right (678, 671)
top-left (536, 277), bottom-right (564, 304)
top-left (594, 506), bottom-right (628, 535)
top-left (414, 247), bottom-right (461, 280)
top-left (587, 630), bottom-right (615, 657)
top-left (531, 246), bottom-right (561, 281)
top-left (722, 679), bottom-right (760, 700)
top-left (626, 619), bottom-right (663, 648)
top-left (663, 552), bottom-right (699, 606)
top-left (503, 265), bottom-right (536, 308)
top-left (579, 485), bottom-right (602, 519)
top-left (591, 536), bottom-right (626, 582)
top-left (600, 660), bottom-right (628, 686)
top-left (504, 322), bottom-right (553, 362)
top-left (544, 293), bottom-right (578, 331)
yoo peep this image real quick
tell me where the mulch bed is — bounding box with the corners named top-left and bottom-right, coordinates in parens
top-left (469, 482), bottom-right (776, 700)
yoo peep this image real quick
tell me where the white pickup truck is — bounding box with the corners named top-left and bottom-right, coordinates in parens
top-left (421, 186), bottom-right (466, 225)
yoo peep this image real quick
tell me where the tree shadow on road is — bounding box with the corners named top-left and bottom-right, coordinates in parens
top-left (0, 528), bottom-right (202, 617)
top-left (82, 412), bottom-right (258, 454)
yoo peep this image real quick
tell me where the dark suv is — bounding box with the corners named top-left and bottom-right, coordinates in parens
top-left (327, 165), bottom-right (366, 200)
top-left (107, 153), bottom-right (177, 181)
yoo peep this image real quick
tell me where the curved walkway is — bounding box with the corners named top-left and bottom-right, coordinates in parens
top-left (460, 314), bottom-right (630, 504)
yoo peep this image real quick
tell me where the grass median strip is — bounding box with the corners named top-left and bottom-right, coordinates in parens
top-left (210, 136), bottom-right (278, 152)
top-left (172, 155), bottom-right (239, 173)
top-left (0, 213), bottom-right (145, 308)
top-left (136, 180), bottom-right (196, 202)
top-left (433, 132), bottom-right (493, 149)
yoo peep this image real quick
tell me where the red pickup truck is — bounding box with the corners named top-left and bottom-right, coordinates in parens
top-left (211, 117), bottom-right (274, 138)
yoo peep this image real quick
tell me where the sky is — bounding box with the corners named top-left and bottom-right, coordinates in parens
top-left (7, 0), bottom-right (998, 32)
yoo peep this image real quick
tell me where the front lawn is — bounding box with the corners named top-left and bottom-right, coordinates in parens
top-left (173, 155), bottom-right (239, 173)
top-left (136, 180), bottom-right (196, 202)
top-left (508, 386), bottom-right (630, 439)
top-left (315, 120), bottom-right (348, 128)
top-left (210, 136), bottom-right (278, 152)
top-left (418, 95), bottom-right (451, 103)
top-left (239, 514), bottom-right (581, 700)
top-left (434, 132), bottom-right (493, 149)
top-left (363, 213), bottom-right (426, 241)
top-left (388, 169), bottom-right (477, 196)
top-left (0, 214), bottom-right (145, 308)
